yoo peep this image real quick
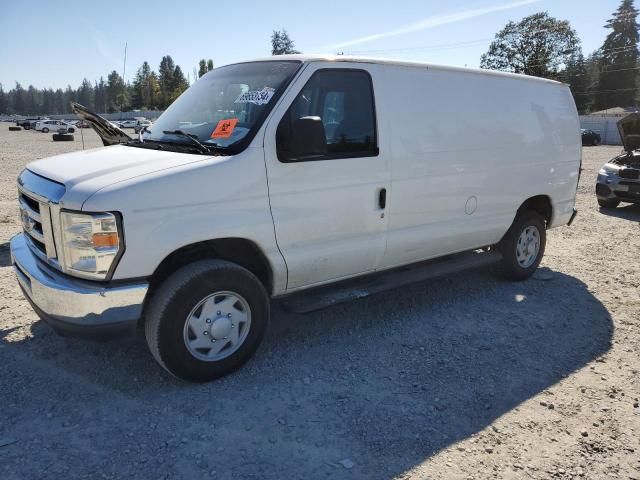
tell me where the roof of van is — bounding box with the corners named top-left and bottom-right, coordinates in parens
top-left (234, 54), bottom-right (566, 87)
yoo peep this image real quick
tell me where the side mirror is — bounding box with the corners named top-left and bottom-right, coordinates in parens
top-left (279, 116), bottom-right (327, 161)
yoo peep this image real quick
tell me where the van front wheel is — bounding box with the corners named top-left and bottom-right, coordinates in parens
top-left (497, 211), bottom-right (546, 281)
top-left (144, 260), bottom-right (269, 382)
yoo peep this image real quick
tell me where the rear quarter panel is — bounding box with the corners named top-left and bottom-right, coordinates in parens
top-left (377, 65), bottom-right (579, 266)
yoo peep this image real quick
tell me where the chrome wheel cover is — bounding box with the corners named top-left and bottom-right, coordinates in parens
top-left (183, 291), bottom-right (251, 362)
top-left (516, 225), bottom-right (541, 268)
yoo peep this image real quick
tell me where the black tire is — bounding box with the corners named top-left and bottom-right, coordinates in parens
top-left (593, 138), bottom-right (600, 146)
top-left (497, 211), bottom-right (546, 281)
top-left (68, 127), bottom-right (75, 133)
top-left (8, 126), bottom-right (21, 131)
top-left (598, 198), bottom-right (619, 209)
top-left (42, 127), bottom-right (49, 133)
top-left (52, 133), bottom-right (74, 142)
top-left (23, 125), bottom-right (30, 130)
top-left (145, 259), bottom-right (269, 382)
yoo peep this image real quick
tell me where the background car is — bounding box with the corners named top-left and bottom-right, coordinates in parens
top-left (582, 129), bottom-right (601, 146)
top-left (35, 120), bottom-right (75, 133)
top-left (16, 117), bottom-right (45, 129)
top-left (118, 119), bottom-right (139, 128)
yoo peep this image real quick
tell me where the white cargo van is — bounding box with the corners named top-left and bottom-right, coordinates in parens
top-left (11, 55), bottom-right (580, 381)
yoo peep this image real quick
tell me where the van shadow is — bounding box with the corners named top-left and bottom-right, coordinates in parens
top-left (0, 268), bottom-right (612, 479)
top-left (599, 203), bottom-right (640, 221)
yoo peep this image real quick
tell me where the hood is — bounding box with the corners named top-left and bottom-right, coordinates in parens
top-left (617, 113), bottom-right (640, 152)
top-left (27, 145), bottom-right (216, 208)
top-left (71, 102), bottom-right (131, 146)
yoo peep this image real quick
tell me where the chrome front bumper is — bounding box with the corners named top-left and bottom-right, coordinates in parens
top-left (10, 233), bottom-right (148, 339)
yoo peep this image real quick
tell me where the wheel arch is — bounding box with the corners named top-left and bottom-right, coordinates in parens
top-left (148, 238), bottom-right (275, 298)
top-left (516, 195), bottom-right (553, 226)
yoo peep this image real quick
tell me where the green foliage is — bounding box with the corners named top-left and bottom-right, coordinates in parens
top-left (593, 0), bottom-right (639, 110)
top-left (198, 59), bottom-right (214, 78)
top-left (0, 84), bottom-right (8, 114)
top-left (132, 61), bottom-right (161, 109)
top-left (480, 12), bottom-right (580, 78)
top-left (271, 29), bottom-right (300, 55)
top-left (169, 66), bottom-right (189, 103)
top-left (107, 70), bottom-right (127, 113)
top-left (481, 3), bottom-right (640, 112)
top-left (563, 54), bottom-right (590, 113)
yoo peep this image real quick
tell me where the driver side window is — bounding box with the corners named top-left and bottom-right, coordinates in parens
top-left (276, 69), bottom-right (378, 162)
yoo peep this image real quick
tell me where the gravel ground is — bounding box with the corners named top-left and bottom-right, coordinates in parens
top-left (0, 127), bottom-right (638, 480)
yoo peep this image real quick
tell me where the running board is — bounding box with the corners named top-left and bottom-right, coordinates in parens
top-left (279, 249), bottom-right (502, 313)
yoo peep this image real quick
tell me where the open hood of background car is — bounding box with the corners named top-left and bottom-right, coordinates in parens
top-left (617, 112), bottom-right (640, 152)
top-left (71, 102), bottom-right (132, 146)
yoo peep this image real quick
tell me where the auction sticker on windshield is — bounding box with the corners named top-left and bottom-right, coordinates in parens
top-left (234, 86), bottom-right (275, 105)
top-left (211, 118), bottom-right (239, 139)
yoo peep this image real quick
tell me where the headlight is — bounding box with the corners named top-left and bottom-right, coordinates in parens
top-left (600, 163), bottom-right (619, 175)
top-left (60, 211), bottom-right (122, 280)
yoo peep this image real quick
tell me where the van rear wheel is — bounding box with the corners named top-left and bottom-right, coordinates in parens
top-left (144, 260), bottom-right (269, 382)
top-left (497, 211), bottom-right (546, 281)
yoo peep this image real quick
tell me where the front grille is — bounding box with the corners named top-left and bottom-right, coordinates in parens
top-left (619, 168), bottom-right (640, 180)
top-left (17, 169), bottom-right (66, 270)
top-left (615, 181), bottom-right (640, 201)
top-left (19, 188), bottom-right (56, 262)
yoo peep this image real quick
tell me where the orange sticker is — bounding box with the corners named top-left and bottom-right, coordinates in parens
top-left (211, 118), bottom-right (238, 139)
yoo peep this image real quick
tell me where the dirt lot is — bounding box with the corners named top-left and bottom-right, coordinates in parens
top-left (0, 127), bottom-right (638, 480)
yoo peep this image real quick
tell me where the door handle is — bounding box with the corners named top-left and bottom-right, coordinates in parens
top-left (378, 188), bottom-right (387, 209)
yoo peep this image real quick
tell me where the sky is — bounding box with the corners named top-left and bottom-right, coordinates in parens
top-left (0, 0), bottom-right (626, 90)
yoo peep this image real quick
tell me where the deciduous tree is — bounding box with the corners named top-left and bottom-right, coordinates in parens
top-left (480, 12), bottom-right (580, 78)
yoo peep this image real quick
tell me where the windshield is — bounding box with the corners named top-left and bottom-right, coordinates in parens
top-left (142, 61), bottom-right (301, 152)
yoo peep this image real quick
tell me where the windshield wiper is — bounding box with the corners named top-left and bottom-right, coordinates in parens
top-left (162, 130), bottom-right (211, 154)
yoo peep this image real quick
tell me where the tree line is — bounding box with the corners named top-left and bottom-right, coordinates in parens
top-left (0, 54), bottom-right (190, 115)
top-left (5, 2), bottom-right (635, 118)
top-left (0, 28), bottom-right (298, 116)
top-left (480, 0), bottom-right (639, 113)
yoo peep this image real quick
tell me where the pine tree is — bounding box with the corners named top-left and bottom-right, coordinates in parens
top-left (106, 70), bottom-right (127, 112)
top-left (198, 59), bottom-right (207, 78)
top-left (564, 53), bottom-right (590, 113)
top-left (197, 59), bottom-right (215, 78)
top-left (0, 84), bottom-right (8, 114)
top-left (158, 55), bottom-right (176, 108)
top-left (77, 78), bottom-right (94, 110)
top-left (271, 29), bottom-right (300, 55)
top-left (42, 88), bottom-right (54, 114)
top-left (94, 78), bottom-right (107, 113)
top-left (63, 86), bottom-right (76, 113)
top-left (53, 89), bottom-right (65, 114)
top-left (168, 65), bottom-right (189, 103)
top-left (12, 83), bottom-right (25, 114)
top-left (132, 62), bottom-right (152, 108)
top-left (26, 85), bottom-right (39, 115)
top-left (594, 0), bottom-right (639, 109)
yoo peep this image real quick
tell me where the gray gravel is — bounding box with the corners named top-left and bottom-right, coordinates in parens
top-left (0, 127), bottom-right (638, 479)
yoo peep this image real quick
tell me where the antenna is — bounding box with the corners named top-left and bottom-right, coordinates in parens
top-left (122, 42), bottom-right (128, 83)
